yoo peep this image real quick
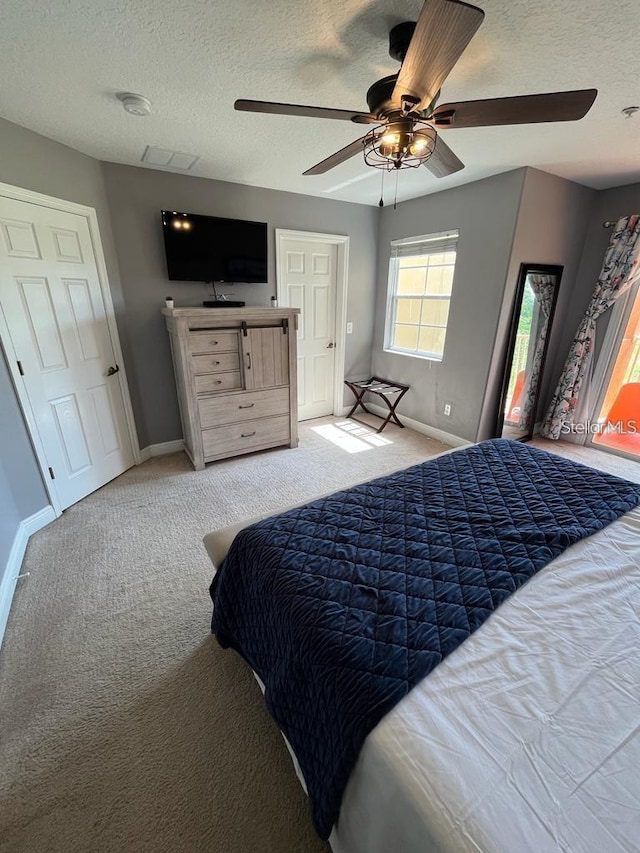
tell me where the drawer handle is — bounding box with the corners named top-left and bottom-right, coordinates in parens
top-left (239, 403), bottom-right (255, 409)
top-left (211, 340), bottom-right (219, 345)
top-left (241, 431), bottom-right (256, 438)
top-left (213, 360), bottom-right (221, 365)
top-left (214, 380), bottom-right (222, 385)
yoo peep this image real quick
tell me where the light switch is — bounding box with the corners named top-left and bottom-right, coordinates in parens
top-left (346, 322), bottom-right (353, 334)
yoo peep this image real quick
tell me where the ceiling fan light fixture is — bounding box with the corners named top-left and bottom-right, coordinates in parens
top-left (381, 132), bottom-right (399, 145)
top-left (237, 0), bottom-right (596, 182)
top-left (364, 121), bottom-right (436, 170)
top-left (410, 134), bottom-right (430, 154)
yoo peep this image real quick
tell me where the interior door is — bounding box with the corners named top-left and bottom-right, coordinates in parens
top-left (278, 238), bottom-right (337, 421)
top-left (0, 195), bottom-right (135, 510)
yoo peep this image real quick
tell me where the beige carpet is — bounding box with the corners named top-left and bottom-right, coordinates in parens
top-left (2, 423), bottom-right (639, 853)
top-left (0, 416), bottom-right (451, 853)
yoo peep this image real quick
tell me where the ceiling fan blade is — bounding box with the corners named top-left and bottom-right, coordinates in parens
top-left (392, 0), bottom-right (484, 112)
top-left (424, 135), bottom-right (464, 178)
top-left (431, 89), bottom-right (598, 128)
top-left (234, 99), bottom-right (378, 124)
top-left (303, 135), bottom-right (369, 176)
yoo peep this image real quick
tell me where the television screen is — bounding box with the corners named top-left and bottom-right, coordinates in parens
top-left (161, 210), bottom-right (268, 283)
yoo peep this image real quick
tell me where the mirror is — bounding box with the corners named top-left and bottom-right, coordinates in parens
top-left (496, 264), bottom-right (563, 441)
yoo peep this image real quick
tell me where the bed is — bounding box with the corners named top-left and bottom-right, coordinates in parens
top-left (204, 439), bottom-right (640, 852)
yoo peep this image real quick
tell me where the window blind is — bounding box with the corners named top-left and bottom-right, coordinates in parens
top-left (390, 229), bottom-right (459, 259)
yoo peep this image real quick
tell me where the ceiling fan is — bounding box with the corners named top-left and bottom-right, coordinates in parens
top-left (234, 0), bottom-right (597, 179)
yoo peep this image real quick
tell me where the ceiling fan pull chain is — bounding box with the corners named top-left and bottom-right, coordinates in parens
top-left (394, 169), bottom-right (399, 210)
top-left (379, 169), bottom-right (385, 208)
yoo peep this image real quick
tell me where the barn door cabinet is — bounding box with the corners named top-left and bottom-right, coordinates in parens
top-left (162, 307), bottom-right (299, 470)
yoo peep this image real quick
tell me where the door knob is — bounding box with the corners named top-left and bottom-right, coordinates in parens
top-left (107, 364), bottom-right (120, 376)
top-left (326, 342), bottom-right (335, 349)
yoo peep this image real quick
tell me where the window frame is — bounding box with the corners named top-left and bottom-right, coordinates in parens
top-left (383, 230), bottom-right (459, 362)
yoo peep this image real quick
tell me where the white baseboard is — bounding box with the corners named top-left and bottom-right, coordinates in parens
top-left (138, 439), bottom-right (185, 463)
top-left (0, 505), bottom-right (56, 650)
top-left (339, 404), bottom-right (471, 449)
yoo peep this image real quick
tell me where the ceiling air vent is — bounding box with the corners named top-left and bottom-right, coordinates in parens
top-left (142, 146), bottom-right (200, 170)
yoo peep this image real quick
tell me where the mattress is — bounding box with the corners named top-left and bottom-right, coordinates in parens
top-left (329, 504), bottom-right (640, 853)
top-left (209, 439), bottom-right (639, 839)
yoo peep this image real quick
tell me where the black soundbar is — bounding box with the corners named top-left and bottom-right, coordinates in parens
top-left (202, 300), bottom-right (246, 308)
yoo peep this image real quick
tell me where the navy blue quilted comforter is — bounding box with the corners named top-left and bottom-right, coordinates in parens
top-left (210, 439), bottom-right (640, 838)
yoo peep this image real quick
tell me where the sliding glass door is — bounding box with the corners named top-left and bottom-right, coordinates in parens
top-left (589, 278), bottom-right (640, 459)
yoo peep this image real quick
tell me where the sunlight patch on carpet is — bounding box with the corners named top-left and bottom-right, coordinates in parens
top-left (311, 421), bottom-right (393, 453)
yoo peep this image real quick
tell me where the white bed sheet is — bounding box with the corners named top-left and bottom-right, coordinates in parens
top-left (329, 506), bottom-right (640, 853)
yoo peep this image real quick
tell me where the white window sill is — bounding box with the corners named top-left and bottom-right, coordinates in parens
top-left (383, 347), bottom-right (443, 363)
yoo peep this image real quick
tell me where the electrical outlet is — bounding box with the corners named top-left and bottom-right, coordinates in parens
top-left (444, 403), bottom-right (452, 417)
top-left (346, 322), bottom-right (353, 334)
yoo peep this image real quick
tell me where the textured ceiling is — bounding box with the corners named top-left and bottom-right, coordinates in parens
top-left (1, 0), bottom-right (639, 205)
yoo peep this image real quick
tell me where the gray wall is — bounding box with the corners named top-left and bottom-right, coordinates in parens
top-left (0, 116), bottom-right (129, 573)
top-left (545, 180), bottom-right (640, 405)
top-left (372, 169), bottom-right (526, 443)
top-left (0, 351), bottom-right (48, 569)
top-left (0, 117), bottom-right (126, 340)
top-left (478, 168), bottom-right (596, 439)
top-left (101, 163), bottom-right (379, 447)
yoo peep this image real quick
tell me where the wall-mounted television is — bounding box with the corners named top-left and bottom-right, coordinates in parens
top-left (161, 210), bottom-right (268, 283)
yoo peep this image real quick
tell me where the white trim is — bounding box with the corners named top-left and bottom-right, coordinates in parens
top-left (0, 505), bottom-right (56, 649)
top-left (22, 505), bottom-right (57, 536)
top-left (138, 439), bottom-right (185, 463)
top-left (275, 229), bottom-right (350, 417)
top-left (0, 180), bottom-right (141, 501)
top-left (341, 403), bottom-right (471, 448)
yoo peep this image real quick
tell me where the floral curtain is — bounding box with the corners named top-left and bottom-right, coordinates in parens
top-left (542, 215), bottom-right (640, 440)
top-left (518, 273), bottom-right (555, 429)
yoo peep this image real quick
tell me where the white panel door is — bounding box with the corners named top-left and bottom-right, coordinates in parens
top-left (0, 196), bottom-right (135, 510)
top-left (278, 239), bottom-right (338, 421)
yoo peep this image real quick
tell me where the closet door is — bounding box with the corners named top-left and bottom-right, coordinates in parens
top-left (0, 194), bottom-right (135, 509)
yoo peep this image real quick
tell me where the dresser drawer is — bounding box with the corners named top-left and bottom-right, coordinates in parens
top-left (203, 414), bottom-right (290, 460)
top-left (198, 386), bottom-right (289, 429)
top-left (195, 372), bottom-right (242, 394)
top-left (189, 330), bottom-right (239, 354)
top-left (192, 352), bottom-right (241, 374)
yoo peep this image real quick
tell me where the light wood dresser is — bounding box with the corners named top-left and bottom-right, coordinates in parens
top-left (162, 307), bottom-right (300, 470)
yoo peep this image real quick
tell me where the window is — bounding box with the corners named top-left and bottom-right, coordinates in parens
top-left (384, 230), bottom-right (458, 361)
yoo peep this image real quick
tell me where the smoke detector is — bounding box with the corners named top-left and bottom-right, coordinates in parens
top-left (117, 93), bottom-right (152, 117)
